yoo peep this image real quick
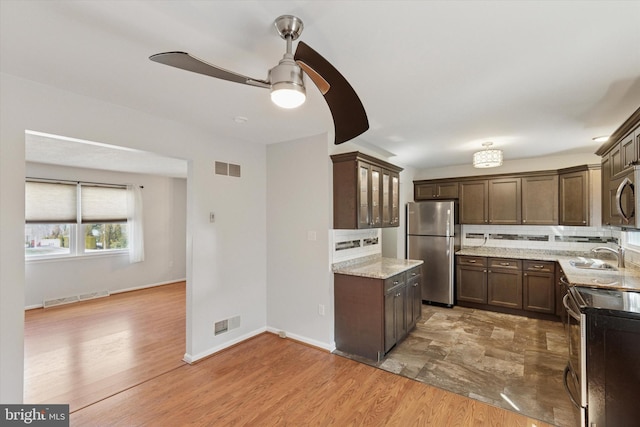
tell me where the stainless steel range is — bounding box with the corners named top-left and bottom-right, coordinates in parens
top-left (562, 284), bottom-right (640, 426)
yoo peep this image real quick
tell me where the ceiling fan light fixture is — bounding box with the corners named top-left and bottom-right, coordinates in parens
top-left (270, 82), bottom-right (306, 109)
top-left (473, 142), bottom-right (503, 168)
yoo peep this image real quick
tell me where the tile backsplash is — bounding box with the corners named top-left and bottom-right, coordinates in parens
top-left (462, 224), bottom-right (620, 252)
top-left (332, 229), bottom-right (382, 264)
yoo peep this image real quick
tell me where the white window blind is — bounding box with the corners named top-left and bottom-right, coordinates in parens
top-left (25, 181), bottom-right (77, 223)
top-left (81, 185), bottom-right (127, 223)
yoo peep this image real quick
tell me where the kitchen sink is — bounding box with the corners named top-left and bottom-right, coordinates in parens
top-left (569, 259), bottom-right (618, 271)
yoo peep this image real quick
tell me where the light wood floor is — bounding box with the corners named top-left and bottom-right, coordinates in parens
top-left (25, 282), bottom-right (552, 426)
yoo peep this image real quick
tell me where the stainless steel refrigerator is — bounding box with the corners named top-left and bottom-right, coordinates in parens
top-left (406, 201), bottom-right (460, 307)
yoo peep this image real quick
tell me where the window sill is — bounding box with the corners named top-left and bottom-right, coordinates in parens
top-left (26, 250), bottom-right (128, 264)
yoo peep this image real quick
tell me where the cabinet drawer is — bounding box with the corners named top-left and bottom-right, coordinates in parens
top-left (384, 274), bottom-right (404, 292)
top-left (488, 258), bottom-right (521, 270)
top-left (405, 266), bottom-right (422, 280)
top-left (457, 256), bottom-right (487, 267)
top-left (523, 260), bottom-right (555, 273)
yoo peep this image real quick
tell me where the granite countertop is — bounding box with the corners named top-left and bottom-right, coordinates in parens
top-left (457, 246), bottom-right (640, 293)
top-left (332, 255), bottom-right (423, 280)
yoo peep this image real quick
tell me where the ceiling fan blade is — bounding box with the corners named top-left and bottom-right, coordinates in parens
top-left (149, 51), bottom-right (270, 89)
top-left (294, 41), bottom-right (369, 144)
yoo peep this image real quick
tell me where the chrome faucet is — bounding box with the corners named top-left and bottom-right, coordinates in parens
top-left (591, 246), bottom-right (625, 268)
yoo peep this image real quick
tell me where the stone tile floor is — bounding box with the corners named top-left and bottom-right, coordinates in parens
top-left (335, 304), bottom-right (579, 427)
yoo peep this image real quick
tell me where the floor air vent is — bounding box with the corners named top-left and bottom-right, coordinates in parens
top-left (43, 290), bottom-right (110, 308)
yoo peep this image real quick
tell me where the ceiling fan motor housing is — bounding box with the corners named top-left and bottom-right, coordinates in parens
top-left (269, 56), bottom-right (305, 90)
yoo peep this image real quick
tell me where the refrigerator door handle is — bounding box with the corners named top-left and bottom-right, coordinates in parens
top-left (446, 209), bottom-right (451, 237)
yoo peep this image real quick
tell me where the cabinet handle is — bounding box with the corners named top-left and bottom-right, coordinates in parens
top-left (582, 220), bottom-right (586, 224)
top-left (413, 283), bottom-right (419, 287)
top-left (499, 262), bottom-right (510, 266)
top-left (487, 269), bottom-right (491, 273)
top-left (393, 281), bottom-right (399, 285)
top-left (523, 220), bottom-right (527, 223)
top-left (533, 265), bottom-right (544, 269)
top-left (468, 260), bottom-right (477, 263)
top-left (524, 273), bottom-right (528, 276)
top-left (411, 272), bottom-right (417, 276)
top-left (483, 269), bottom-right (487, 273)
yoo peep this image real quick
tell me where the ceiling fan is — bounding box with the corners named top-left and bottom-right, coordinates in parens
top-left (149, 15), bottom-right (369, 145)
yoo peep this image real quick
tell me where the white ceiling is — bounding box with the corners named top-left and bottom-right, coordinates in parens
top-left (2, 1), bottom-right (640, 175)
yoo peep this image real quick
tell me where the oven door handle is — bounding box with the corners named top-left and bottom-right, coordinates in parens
top-left (563, 364), bottom-right (581, 409)
top-left (562, 294), bottom-right (581, 321)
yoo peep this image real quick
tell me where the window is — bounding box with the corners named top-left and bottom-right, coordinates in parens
top-left (625, 230), bottom-right (640, 250)
top-left (25, 223), bottom-right (72, 256)
top-left (25, 180), bottom-right (130, 259)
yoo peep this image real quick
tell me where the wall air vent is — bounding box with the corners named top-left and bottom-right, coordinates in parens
top-left (214, 315), bottom-right (241, 336)
top-left (215, 161), bottom-right (241, 177)
top-left (215, 161), bottom-right (228, 175)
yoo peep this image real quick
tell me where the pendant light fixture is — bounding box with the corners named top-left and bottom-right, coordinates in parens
top-left (473, 142), bottom-right (503, 168)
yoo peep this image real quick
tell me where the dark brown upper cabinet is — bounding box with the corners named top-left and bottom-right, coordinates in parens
top-left (331, 152), bottom-right (403, 229)
top-left (459, 177), bottom-right (521, 225)
top-left (459, 180), bottom-right (489, 224)
top-left (416, 167), bottom-right (596, 226)
top-left (488, 177), bottom-right (521, 225)
top-left (522, 174), bottom-right (558, 225)
top-left (414, 180), bottom-right (459, 200)
top-left (597, 107), bottom-right (640, 227)
top-left (559, 167), bottom-right (590, 226)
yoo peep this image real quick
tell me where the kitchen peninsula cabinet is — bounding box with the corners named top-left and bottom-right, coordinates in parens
top-left (406, 267), bottom-right (422, 330)
top-left (334, 263), bottom-right (422, 361)
top-left (331, 152), bottom-right (403, 229)
top-left (384, 276), bottom-right (406, 354)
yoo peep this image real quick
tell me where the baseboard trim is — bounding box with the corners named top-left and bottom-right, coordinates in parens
top-left (110, 279), bottom-right (187, 295)
top-left (265, 326), bottom-right (336, 353)
top-left (25, 279), bottom-right (187, 310)
top-left (183, 327), bottom-right (268, 364)
top-left (183, 327), bottom-right (336, 365)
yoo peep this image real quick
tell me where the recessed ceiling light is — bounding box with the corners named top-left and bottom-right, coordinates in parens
top-left (233, 116), bottom-right (248, 124)
top-left (592, 135), bottom-right (609, 143)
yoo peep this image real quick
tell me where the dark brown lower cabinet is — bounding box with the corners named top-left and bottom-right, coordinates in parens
top-left (384, 279), bottom-right (407, 354)
top-left (487, 259), bottom-right (522, 309)
top-left (407, 273), bottom-right (422, 331)
top-left (456, 256), bottom-right (558, 320)
top-left (456, 256), bottom-right (488, 303)
top-left (523, 261), bottom-right (556, 313)
top-left (335, 266), bottom-right (422, 361)
top-left (586, 310), bottom-right (640, 426)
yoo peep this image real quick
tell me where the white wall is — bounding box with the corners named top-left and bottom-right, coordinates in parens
top-left (0, 73), bottom-right (268, 402)
top-left (414, 152), bottom-right (600, 180)
top-left (266, 133), bottom-right (334, 349)
top-left (24, 162), bottom-right (187, 307)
